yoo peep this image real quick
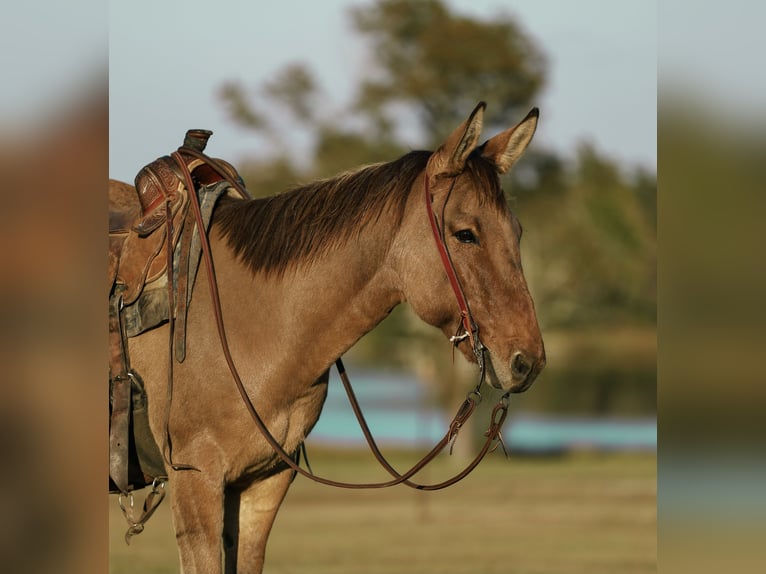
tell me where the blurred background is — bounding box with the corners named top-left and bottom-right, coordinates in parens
top-left (110, 0), bottom-right (657, 452)
top-left (109, 1), bottom-right (658, 572)
top-left (10, 0), bottom-right (766, 573)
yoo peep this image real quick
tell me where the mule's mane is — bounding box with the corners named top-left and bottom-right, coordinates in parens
top-left (215, 149), bottom-right (504, 277)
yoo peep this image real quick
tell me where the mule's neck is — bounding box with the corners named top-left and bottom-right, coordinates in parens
top-left (278, 228), bottom-right (404, 376)
top-left (210, 214), bottom-right (404, 387)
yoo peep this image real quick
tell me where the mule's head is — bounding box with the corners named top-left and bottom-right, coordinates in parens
top-left (396, 102), bottom-right (545, 393)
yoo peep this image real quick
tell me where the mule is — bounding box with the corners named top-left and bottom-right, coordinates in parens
top-left (127, 102), bottom-right (545, 573)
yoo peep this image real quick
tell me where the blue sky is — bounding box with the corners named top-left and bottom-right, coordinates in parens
top-left (0, 1), bottom-right (657, 179)
top-left (6, 1), bottom-right (766, 183)
top-left (107, 0), bottom-right (658, 181)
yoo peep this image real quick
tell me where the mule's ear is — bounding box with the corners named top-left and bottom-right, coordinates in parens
top-left (428, 101), bottom-right (486, 177)
top-left (481, 108), bottom-right (539, 174)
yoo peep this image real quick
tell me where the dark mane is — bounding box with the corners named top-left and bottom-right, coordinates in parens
top-left (214, 149), bottom-right (504, 277)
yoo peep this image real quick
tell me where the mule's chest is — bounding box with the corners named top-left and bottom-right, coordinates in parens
top-left (232, 376), bottom-right (329, 481)
top-left (284, 378), bottom-right (329, 450)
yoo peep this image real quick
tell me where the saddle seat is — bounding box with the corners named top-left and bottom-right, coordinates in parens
top-left (108, 162), bottom-right (189, 307)
top-left (108, 134), bottom-right (243, 307)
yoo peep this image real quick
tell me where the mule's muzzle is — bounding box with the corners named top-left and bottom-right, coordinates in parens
top-left (511, 351), bottom-right (532, 379)
top-left (485, 347), bottom-right (545, 393)
top-left (508, 349), bottom-right (545, 393)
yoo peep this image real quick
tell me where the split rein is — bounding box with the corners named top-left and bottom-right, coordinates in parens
top-left (170, 148), bottom-right (512, 491)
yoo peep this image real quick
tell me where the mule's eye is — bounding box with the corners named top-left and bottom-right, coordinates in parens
top-left (454, 229), bottom-right (477, 244)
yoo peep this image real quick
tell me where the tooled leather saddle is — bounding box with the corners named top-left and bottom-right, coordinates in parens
top-left (108, 130), bottom-right (248, 495)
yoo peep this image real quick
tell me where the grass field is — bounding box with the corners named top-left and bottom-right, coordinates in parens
top-left (109, 449), bottom-right (656, 573)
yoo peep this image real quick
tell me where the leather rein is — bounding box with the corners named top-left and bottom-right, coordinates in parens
top-left (170, 148), bottom-right (511, 490)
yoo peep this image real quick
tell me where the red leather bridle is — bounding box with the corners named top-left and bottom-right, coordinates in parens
top-left (424, 173), bottom-right (486, 376)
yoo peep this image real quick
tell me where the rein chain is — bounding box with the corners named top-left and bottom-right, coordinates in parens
top-left (169, 148), bottom-right (511, 490)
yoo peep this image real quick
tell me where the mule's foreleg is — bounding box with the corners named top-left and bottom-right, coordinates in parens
top-left (170, 470), bottom-right (226, 574)
top-left (225, 467), bottom-right (296, 574)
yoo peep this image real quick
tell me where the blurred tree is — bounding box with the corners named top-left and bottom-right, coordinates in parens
top-left (350, 0), bottom-right (546, 143)
top-left (217, 0), bottom-right (656, 417)
top-left (219, 80), bottom-right (268, 132)
top-left (517, 144), bottom-right (656, 329)
top-left (233, 156), bottom-right (302, 200)
top-left (220, 63), bottom-right (319, 136)
top-left (219, 0), bottom-right (546, 177)
top-left (351, 0), bottom-right (545, 146)
top-left (312, 125), bottom-right (403, 177)
top-left (263, 63), bottom-right (320, 124)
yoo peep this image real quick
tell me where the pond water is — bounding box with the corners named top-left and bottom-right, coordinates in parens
top-left (309, 369), bottom-right (656, 453)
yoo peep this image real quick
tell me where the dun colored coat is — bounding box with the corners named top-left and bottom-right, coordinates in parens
top-left (127, 103), bottom-right (545, 573)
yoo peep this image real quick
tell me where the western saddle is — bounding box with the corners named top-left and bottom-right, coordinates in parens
top-left (108, 130), bottom-right (249, 514)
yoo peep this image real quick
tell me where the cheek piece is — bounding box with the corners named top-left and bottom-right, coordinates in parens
top-left (424, 173), bottom-right (487, 387)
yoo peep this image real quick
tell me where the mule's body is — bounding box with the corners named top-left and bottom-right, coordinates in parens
top-left (124, 103), bottom-right (545, 573)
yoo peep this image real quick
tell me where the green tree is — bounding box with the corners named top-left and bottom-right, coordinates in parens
top-left (217, 0), bottom-right (657, 417)
top-left (219, 0), bottom-right (547, 181)
top-left (517, 144), bottom-right (656, 329)
top-left (351, 0), bottom-right (546, 142)
top-left (219, 61), bottom-right (404, 191)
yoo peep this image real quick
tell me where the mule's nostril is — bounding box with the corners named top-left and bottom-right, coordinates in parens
top-left (511, 352), bottom-right (532, 378)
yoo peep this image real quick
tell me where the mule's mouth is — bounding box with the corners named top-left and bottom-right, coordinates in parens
top-left (484, 350), bottom-right (538, 393)
top-left (453, 338), bottom-right (541, 393)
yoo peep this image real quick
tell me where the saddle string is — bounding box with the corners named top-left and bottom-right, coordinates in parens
top-left (170, 149), bottom-right (510, 490)
top-left (163, 200), bottom-right (175, 468)
top-left (159, 145), bottom-right (250, 473)
top-left (162, 196), bottom-right (199, 472)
